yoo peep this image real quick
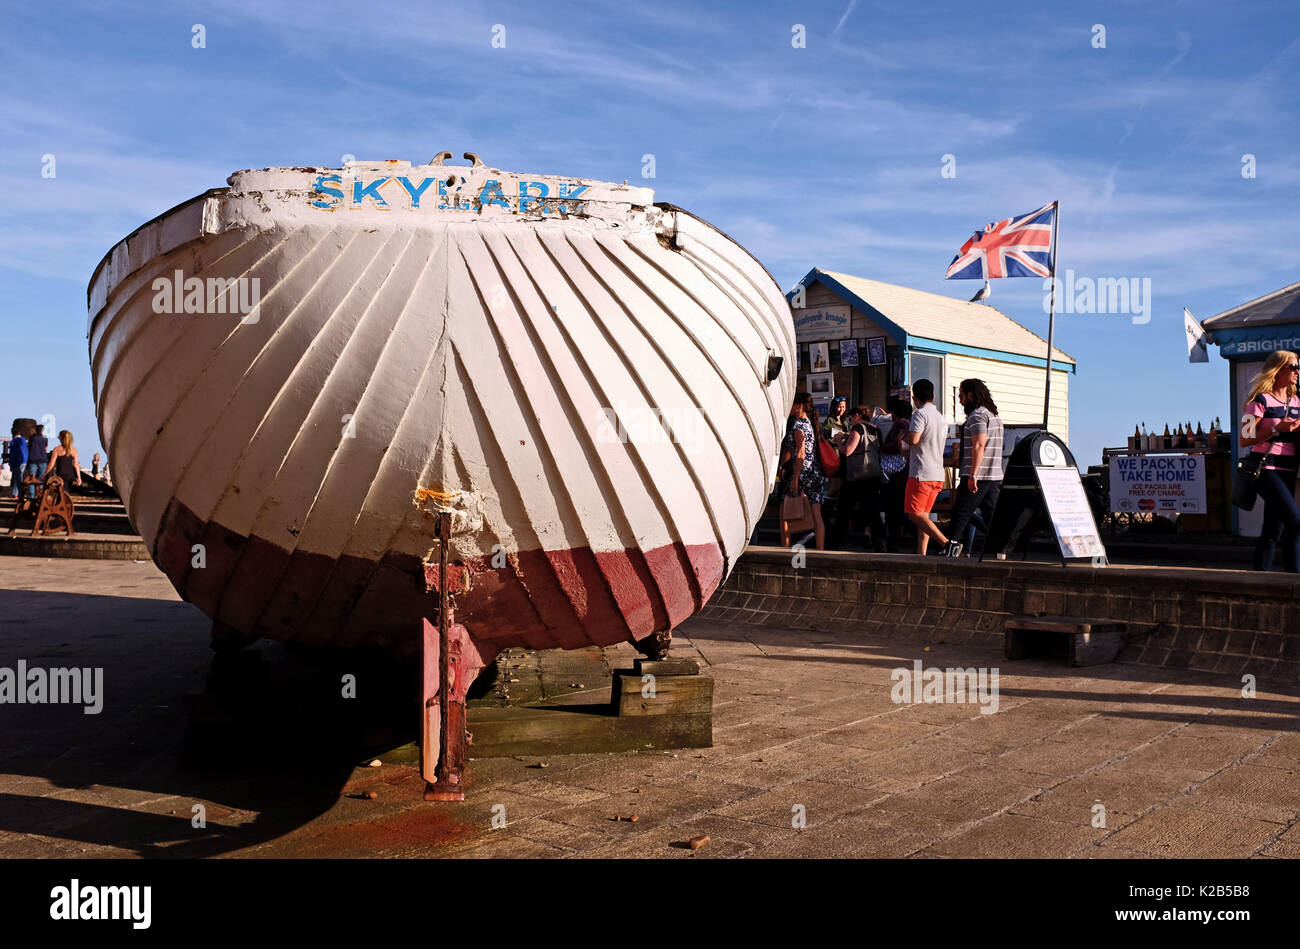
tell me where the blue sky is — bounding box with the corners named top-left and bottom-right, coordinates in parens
top-left (2, 0), bottom-right (1299, 473)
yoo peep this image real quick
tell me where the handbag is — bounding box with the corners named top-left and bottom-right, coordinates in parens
top-left (881, 452), bottom-right (907, 478)
top-left (817, 434), bottom-right (841, 477)
top-left (781, 493), bottom-right (814, 532)
top-left (1232, 451), bottom-right (1266, 511)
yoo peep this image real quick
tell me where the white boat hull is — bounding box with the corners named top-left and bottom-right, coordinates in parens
top-left (87, 158), bottom-right (795, 655)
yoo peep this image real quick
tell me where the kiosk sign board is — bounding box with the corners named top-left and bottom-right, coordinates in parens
top-left (1035, 465), bottom-right (1106, 559)
top-left (983, 431), bottom-right (1107, 564)
top-left (1108, 453), bottom-right (1207, 515)
top-left (792, 304), bottom-right (852, 342)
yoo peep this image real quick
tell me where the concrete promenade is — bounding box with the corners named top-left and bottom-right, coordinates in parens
top-left (1, 559), bottom-right (1297, 858)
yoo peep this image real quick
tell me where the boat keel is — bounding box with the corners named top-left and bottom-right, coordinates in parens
top-left (420, 612), bottom-right (489, 801)
top-left (421, 510), bottom-right (494, 801)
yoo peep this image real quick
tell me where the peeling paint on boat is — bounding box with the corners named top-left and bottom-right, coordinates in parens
top-left (87, 155), bottom-right (795, 655)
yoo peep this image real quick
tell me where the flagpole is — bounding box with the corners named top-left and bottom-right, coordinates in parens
top-left (1042, 200), bottom-right (1060, 430)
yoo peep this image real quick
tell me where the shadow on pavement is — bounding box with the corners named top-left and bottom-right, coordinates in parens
top-left (0, 589), bottom-right (441, 857)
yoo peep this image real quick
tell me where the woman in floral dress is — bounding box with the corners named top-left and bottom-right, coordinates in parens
top-left (778, 392), bottom-right (827, 549)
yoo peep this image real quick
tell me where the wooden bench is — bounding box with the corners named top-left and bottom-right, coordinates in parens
top-left (1004, 615), bottom-right (1127, 667)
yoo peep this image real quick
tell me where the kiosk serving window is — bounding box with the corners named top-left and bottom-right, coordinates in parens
top-left (909, 352), bottom-right (945, 414)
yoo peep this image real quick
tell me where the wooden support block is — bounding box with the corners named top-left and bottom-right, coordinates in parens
top-left (634, 658), bottom-right (700, 677)
top-left (420, 666), bottom-right (716, 759)
top-left (461, 704), bottom-right (712, 757)
top-left (613, 670), bottom-right (713, 718)
top-left (1004, 615), bottom-right (1127, 667)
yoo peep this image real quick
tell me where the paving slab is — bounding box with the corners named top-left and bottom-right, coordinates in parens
top-left (1179, 764), bottom-right (1300, 823)
top-left (922, 812), bottom-right (1107, 858)
top-left (2, 558), bottom-right (1298, 859)
top-left (713, 779), bottom-right (884, 829)
top-left (1099, 805), bottom-right (1285, 858)
top-left (748, 814), bottom-right (935, 858)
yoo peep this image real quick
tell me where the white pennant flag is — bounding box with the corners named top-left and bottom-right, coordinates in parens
top-left (1185, 307), bottom-right (1208, 363)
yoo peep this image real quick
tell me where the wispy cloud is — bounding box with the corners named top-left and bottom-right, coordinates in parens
top-left (830, 0), bottom-right (860, 46)
top-left (1, 0), bottom-right (1298, 470)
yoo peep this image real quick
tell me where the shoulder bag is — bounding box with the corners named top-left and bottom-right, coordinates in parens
top-left (817, 432), bottom-right (841, 477)
top-left (1232, 449), bottom-right (1266, 511)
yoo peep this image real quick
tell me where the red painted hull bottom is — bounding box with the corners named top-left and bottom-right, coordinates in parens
top-left (151, 499), bottom-right (726, 658)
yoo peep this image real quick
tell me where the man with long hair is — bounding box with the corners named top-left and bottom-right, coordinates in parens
top-left (949, 378), bottom-right (1005, 557)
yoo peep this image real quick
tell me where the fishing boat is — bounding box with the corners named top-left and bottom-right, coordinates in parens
top-left (88, 153), bottom-right (794, 793)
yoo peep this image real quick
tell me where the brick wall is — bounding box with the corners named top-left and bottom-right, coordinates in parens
top-left (700, 548), bottom-right (1300, 686)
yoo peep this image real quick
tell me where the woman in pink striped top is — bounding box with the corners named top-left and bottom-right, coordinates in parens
top-left (1241, 350), bottom-right (1300, 572)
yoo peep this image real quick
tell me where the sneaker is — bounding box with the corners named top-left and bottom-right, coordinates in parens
top-left (943, 539), bottom-right (964, 557)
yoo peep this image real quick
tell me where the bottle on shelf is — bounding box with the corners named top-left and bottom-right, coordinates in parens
top-left (1163, 423), bottom-right (1172, 450)
top-left (1129, 424), bottom-right (1140, 451)
top-left (1175, 422), bottom-right (1185, 448)
top-left (1196, 420), bottom-right (1205, 449)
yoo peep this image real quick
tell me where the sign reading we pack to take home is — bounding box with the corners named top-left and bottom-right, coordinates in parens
top-left (1109, 454), bottom-right (1207, 514)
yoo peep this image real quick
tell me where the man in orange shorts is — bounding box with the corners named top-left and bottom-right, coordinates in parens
top-left (905, 379), bottom-right (960, 556)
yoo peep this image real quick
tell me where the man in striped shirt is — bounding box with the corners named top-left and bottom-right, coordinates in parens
top-left (948, 378), bottom-right (1004, 557)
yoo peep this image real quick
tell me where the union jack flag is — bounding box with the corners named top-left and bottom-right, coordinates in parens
top-left (945, 202), bottom-right (1056, 279)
